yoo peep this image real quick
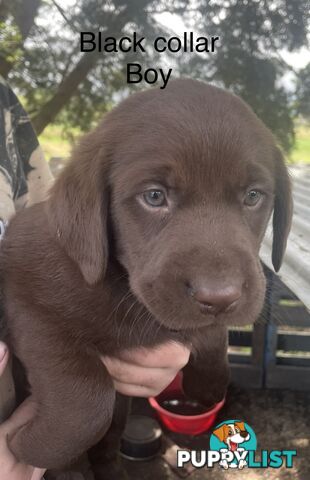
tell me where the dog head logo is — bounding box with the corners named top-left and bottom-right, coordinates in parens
top-left (213, 421), bottom-right (250, 451)
top-left (210, 419), bottom-right (257, 469)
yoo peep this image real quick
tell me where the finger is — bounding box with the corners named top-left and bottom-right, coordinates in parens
top-left (0, 342), bottom-right (9, 375)
top-left (113, 380), bottom-right (171, 398)
top-left (102, 355), bottom-right (173, 387)
top-left (31, 468), bottom-right (47, 480)
top-left (114, 342), bottom-right (191, 369)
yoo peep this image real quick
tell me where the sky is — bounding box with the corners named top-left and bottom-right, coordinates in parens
top-left (155, 11), bottom-right (309, 69)
top-left (53, 1), bottom-right (309, 72)
top-left (154, 10), bottom-right (309, 91)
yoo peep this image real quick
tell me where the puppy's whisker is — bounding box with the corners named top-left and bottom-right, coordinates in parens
top-left (105, 289), bottom-right (133, 326)
top-left (139, 312), bottom-right (156, 346)
top-left (126, 307), bottom-right (150, 346)
top-left (128, 303), bottom-right (146, 344)
top-left (116, 297), bottom-right (139, 347)
top-left (153, 316), bottom-right (166, 342)
top-left (137, 312), bottom-right (153, 346)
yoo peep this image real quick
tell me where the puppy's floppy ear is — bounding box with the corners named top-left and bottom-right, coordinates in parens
top-left (213, 425), bottom-right (227, 443)
top-left (46, 130), bottom-right (109, 285)
top-left (272, 147), bottom-right (293, 272)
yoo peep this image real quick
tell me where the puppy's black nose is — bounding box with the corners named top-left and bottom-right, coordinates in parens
top-left (187, 284), bottom-right (241, 315)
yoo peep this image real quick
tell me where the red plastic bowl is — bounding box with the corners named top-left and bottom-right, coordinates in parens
top-left (148, 372), bottom-right (225, 435)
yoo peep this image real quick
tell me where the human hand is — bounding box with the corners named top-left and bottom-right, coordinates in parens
top-left (0, 342), bottom-right (46, 480)
top-left (102, 342), bottom-right (191, 397)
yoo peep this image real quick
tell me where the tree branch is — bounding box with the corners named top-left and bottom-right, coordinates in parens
top-left (50, 0), bottom-right (81, 33)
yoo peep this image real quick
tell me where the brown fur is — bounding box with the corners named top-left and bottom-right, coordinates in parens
top-left (0, 79), bottom-right (292, 474)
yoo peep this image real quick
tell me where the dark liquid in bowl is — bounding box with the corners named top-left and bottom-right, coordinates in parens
top-left (159, 395), bottom-right (208, 416)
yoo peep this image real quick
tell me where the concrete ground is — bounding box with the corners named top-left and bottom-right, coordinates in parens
top-left (123, 384), bottom-right (310, 480)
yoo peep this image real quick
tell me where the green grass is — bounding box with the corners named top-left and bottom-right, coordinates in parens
top-left (38, 121), bottom-right (310, 164)
top-left (38, 125), bottom-right (80, 162)
top-left (289, 123), bottom-right (310, 164)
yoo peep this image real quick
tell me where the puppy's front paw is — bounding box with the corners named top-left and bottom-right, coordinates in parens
top-left (219, 459), bottom-right (229, 470)
top-left (238, 459), bottom-right (247, 469)
top-left (199, 384), bottom-right (227, 409)
top-left (183, 365), bottom-right (229, 410)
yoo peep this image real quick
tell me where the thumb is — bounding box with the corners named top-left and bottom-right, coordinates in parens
top-left (0, 341), bottom-right (9, 375)
top-left (0, 398), bottom-right (37, 438)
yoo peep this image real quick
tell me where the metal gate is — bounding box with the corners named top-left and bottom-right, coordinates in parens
top-left (229, 267), bottom-right (310, 391)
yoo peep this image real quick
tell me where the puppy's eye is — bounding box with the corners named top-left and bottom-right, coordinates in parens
top-left (244, 189), bottom-right (262, 207)
top-left (142, 189), bottom-right (166, 207)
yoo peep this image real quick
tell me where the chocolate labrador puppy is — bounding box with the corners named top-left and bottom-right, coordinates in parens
top-left (0, 79), bottom-right (292, 476)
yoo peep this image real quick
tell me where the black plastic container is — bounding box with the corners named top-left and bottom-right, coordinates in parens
top-left (120, 415), bottom-right (162, 461)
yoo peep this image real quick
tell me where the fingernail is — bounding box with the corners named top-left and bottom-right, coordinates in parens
top-left (0, 343), bottom-right (7, 362)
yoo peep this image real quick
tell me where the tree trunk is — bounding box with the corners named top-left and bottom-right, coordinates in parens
top-left (31, 9), bottom-right (131, 134)
top-left (31, 52), bottom-right (99, 135)
top-left (12, 0), bottom-right (42, 40)
top-left (0, 57), bottom-right (13, 78)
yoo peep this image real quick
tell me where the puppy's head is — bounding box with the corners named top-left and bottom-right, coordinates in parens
top-left (47, 79), bottom-right (292, 330)
top-left (213, 422), bottom-right (250, 448)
